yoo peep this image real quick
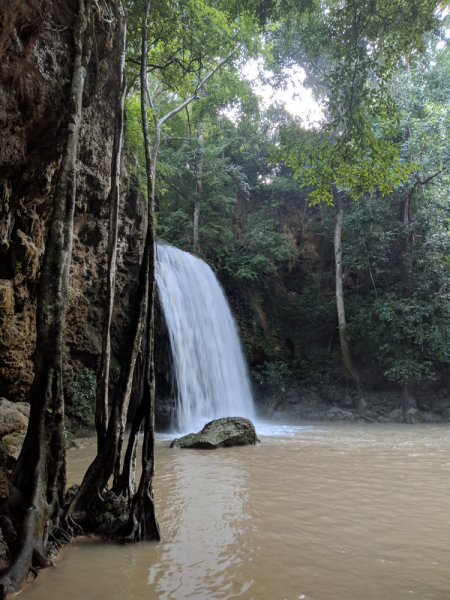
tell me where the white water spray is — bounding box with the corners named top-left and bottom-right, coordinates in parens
top-left (155, 241), bottom-right (255, 433)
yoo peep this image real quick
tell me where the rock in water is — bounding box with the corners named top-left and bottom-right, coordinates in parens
top-left (171, 417), bottom-right (260, 449)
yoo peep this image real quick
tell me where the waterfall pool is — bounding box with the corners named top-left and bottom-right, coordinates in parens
top-left (21, 422), bottom-right (450, 600)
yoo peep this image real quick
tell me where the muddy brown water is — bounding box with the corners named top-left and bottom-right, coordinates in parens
top-left (20, 423), bottom-right (450, 600)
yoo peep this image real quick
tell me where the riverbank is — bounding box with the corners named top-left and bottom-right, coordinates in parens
top-left (255, 385), bottom-right (448, 424)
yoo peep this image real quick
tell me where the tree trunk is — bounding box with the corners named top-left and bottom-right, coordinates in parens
top-left (114, 394), bottom-right (146, 498)
top-left (123, 320), bottom-right (160, 540)
top-left (332, 187), bottom-right (361, 394)
top-left (109, 0), bottom-right (160, 541)
top-left (399, 192), bottom-right (417, 410)
top-left (193, 122), bottom-right (203, 253)
top-left (64, 234), bottom-right (150, 515)
top-left (0, 3), bottom-right (93, 595)
top-left (113, 301), bottom-right (148, 494)
top-left (110, 299), bottom-right (160, 542)
top-left (95, 6), bottom-right (127, 451)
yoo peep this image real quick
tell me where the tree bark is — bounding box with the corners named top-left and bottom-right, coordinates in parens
top-left (95, 5), bottom-right (127, 451)
top-left (110, 0), bottom-right (160, 541)
top-left (71, 8), bottom-right (236, 531)
top-left (193, 121), bottom-right (203, 253)
top-left (64, 234), bottom-right (150, 515)
top-left (114, 394), bottom-right (146, 498)
top-left (399, 191), bottom-right (417, 410)
top-left (332, 187), bottom-right (361, 394)
top-left (126, 0), bottom-right (159, 538)
top-left (0, 2), bottom-right (93, 595)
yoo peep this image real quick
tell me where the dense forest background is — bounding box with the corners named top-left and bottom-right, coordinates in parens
top-left (140, 6), bottom-right (450, 404)
top-left (1, 0), bottom-right (450, 593)
top-left (2, 0), bottom-right (450, 412)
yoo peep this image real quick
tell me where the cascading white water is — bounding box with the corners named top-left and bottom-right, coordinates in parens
top-left (155, 241), bottom-right (255, 433)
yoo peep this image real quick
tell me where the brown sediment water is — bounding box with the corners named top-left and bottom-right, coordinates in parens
top-left (20, 423), bottom-right (450, 600)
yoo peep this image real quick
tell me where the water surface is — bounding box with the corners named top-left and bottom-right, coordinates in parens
top-left (21, 423), bottom-right (450, 600)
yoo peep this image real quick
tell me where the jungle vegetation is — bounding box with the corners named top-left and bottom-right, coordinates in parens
top-left (0, 0), bottom-right (447, 596)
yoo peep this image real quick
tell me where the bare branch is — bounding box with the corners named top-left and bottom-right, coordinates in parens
top-left (159, 46), bottom-right (240, 127)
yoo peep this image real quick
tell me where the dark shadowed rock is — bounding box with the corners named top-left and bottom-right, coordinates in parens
top-left (441, 408), bottom-right (450, 421)
top-left (356, 398), bottom-right (369, 415)
top-left (377, 416), bottom-right (392, 424)
top-left (363, 410), bottom-right (381, 420)
top-left (340, 393), bottom-right (354, 409)
top-left (404, 408), bottom-right (424, 424)
top-left (422, 412), bottom-right (442, 423)
top-left (326, 407), bottom-right (354, 422)
top-left (334, 388), bottom-right (346, 405)
top-left (171, 417), bottom-right (260, 449)
top-left (388, 408), bottom-right (404, 422)
top-left (431, 398), bottom-right (450, 413)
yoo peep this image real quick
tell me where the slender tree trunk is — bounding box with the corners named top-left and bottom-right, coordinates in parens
top-left (95, 6), bottom-right (127, 451)
top-left (111, 297), bottom-right (160, 541)
top-left (0, 3), bottom-right (93, 595)
top-left (125, 312), bottom-right (160, 540)
top-left (64, 235), bottom-right (150, 515)
top-left (114, 394), bottom-right (146, 498)
top-left (332, 187), bottom-right (361, 394)
top-left (399, 191), bottom-right (417, 410)
top-left (127, 0), bottom-right (159, 537)
top-left (109, 0), bottom-right (160, 541)
top-left (193, 122), bottom-right (203, 253)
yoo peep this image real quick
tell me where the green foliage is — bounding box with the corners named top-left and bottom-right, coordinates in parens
top-left (121, 0), bottom-right (450, 389)
top-left (252, 360), bottom-right (293, 395)
top-left (157, 100), bottom-right (298, 280)
top-left (268, 120), bottom-right (417, 205)
top-left (70, 369), bottom-right (97, 419)
top-left (265, 0), bottom-right (441, 205)
top-left (270, 0), bottom-right (440, 147)
top-left (234, 205), bottom-right (296, 279)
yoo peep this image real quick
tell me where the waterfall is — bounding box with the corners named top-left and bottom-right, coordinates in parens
top-left (155, 241), bottom-right (255, 433)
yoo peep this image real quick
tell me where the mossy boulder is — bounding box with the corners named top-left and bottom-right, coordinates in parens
top-left (171, 417), bottom-right (260, 449)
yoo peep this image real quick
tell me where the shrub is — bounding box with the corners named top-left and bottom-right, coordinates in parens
top-left (70, 368), bottom-right (97, 420)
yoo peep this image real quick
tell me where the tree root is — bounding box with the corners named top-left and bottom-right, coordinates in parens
top-left (107, 513), bottom-right (140, 543)
top-left (107, 490), bottom-right (160, 544)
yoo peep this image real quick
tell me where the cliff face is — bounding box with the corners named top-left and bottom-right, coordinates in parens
top-left (0, 0), bottom-right (146, 403)
top-left (224, 190), bottom-right (335, 366)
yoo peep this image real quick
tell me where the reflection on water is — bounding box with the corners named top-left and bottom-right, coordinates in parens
top-left (147, 449), bottom-right (253, 599)
top-left (21, 423), bottom-right (450, 600)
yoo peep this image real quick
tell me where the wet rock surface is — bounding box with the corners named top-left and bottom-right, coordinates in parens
top-left (0, 398), bottom-right (29, 437)
top-left (0, 398), bottom-right (29, 500)
top-left (171, 417), bottom-right (260, 449)
top-left (404, 408), bottom-right (425, 424)
top-left (0, 0), bottom-right (146, 412)
top-left (256, 384), bottom-right (447, 425)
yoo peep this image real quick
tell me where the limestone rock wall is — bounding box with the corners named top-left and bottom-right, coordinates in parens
top-left (0, 0), bottom-right (146, 402)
